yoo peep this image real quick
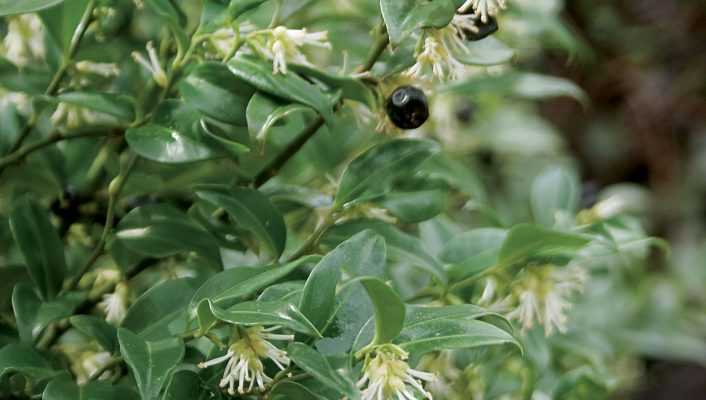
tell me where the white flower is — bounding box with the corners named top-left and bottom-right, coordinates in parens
top-left (0, 90), bottom-right (31, 115)
top-left (252, 26), bottom-right (331, 74)
top-left (504, 265), bottom-right (586, 335)
top-left (459, 0), bottom-right (508, 23)
top-left (51, 103), bottom-right (100, 130)
top-left (75, 61), bottom-right (120, 78)
top-left (405, 29), bottom-right (468, 82)
top-left (198, 325), bottom-right (293, 395)
top-left (131, 41), bottom-right (168, 87)
top-left (417, 351), bottom-right (460, 399)
top-left (592, 195), bottom-right (628, 220)
top-left (357, 344), bottom-right (436, 400)
top-left (2, 14), bottom-right (45, 66)
top-left (98, 282), bottom-right (129, 325)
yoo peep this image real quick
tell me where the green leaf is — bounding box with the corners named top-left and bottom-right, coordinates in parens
top-left (299, 230), bottom-right (386, 332)
top-left (189, 256), bottom-right (319, 310)
top-left (498, 224), bottom-right (592, 267)
top-left (288, 64), bottom-right (377, 108)
top-left (118, 328), bottom-right (184, 400)
top-left (258, 281), bottom-right (305, 302)
top-left (323, 219), bottom-right (446, 284)
top-left (9, 198), bottom-right (67, 300)
top-left (0, 0), bottom-right (63, 16)
top-left (228, 57), bottom-right (335, 125)
top-left (126, 101), bottom-right (216, 163)
top-left (38, 0), bottom-right (90, 54)
top-left (229, 0), bottom-right (269, 19)
top-left (195, 185), bottom-right (287, 259)
top-left (397, 318), bottom-right (519, 358)
top-left (180, 62), bottom-right (255, 126)
top-left (209, 300), bottom-right (320, 336)
top-left (0, 343), bottom-right (59, 383)
top-left (246, 92), bottom-right (314, 145)
top-left (380, 0), bottom-right (457, 46)
top-left (0, 57), bottom-right (51, 94)
top-left (69, 315), bottom-right (118, 354)
top-left (161, 370), bottom-right (204, 400)
top-left (440, 228), bottom-right (507, 281)
top-left (54, 92), bottom-right (136, 122)
top-left (512, 73), bottom-right (588, 105)
top-left (334, 139), bottom-right (440, 209)
top-left (12, 284), bottom-right (79, 343)
top-left (358, 277), bottom-right (405, 345)
top-left (42, 375), bottom-right (139, 400)
top-left (531, 166), bottom-right (580, 227)
top-left (287, 343), bottom-right (360, 399)
top-left (455, 36), bottom-right (515, 66)
top-left (379, 188), bottom-right (449, 224)
top-left (269, 381), bottom-right (325, 400)
top-left (122, 278), bottom-right (202, 341)
top-left (115, 204), bottom-right (222, 267)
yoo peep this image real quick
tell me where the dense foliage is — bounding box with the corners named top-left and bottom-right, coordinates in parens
top-left (0, 0), bottom-right (703, 399)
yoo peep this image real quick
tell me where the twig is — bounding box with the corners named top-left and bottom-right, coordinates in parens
top-left (0, 130), bottom-right (111, 171)
top-left (62, 153), bottom-right (138, 293)
top-left (4, 0), bottom-right (97, 156)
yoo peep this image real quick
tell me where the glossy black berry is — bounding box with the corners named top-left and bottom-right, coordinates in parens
top-left (385, 86), bottom-right (429, 130)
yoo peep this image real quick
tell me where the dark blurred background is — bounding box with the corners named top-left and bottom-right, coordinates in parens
top-left (539, 1), bottom-right (706, 398)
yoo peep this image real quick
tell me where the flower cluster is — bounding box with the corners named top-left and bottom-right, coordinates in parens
top-left (250, 26), bottom-right (331, 74)
top-left (199, 325), bottom-right (293, 395)
top-left (98, 282), bottom-right (129, 325)
top-left (459, 0), bottom-right (508, 23)
top-left (357, 344), bottom-right (436, 400)
top-left (499, 265), bottom-right (587, 335)
top-left (132, 41), bottom-right (168, 87)
top-left (2, 14), bottom-right (44, 66)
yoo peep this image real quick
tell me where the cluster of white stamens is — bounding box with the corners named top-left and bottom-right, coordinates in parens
top-left (357, 344), bottom-right (436, 400)
top-left (198, 325), bottom-right (293, 395)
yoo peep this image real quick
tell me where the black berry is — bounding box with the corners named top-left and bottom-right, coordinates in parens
top-left (385, 86), bottom-right (429, 130)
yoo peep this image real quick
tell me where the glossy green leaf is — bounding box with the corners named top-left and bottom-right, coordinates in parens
top-left (531, 166), bottom-right (580, 227)
top-left (69, 315), bottom-right (118, 354)
top-left (38, 0), bottom-right (90, 54)
top-left (126, 123), bottom-right (213, 164)
top-left (0, 0), bottom-right (63, 16)
top-left (118, 328), bottom-right (184, 400)
top-left (455, 36), bottom-right (515, 66)
top-left (11, 285), bottom-right (80, 344)
top-left (209, 300), bottom-right (320, 336)
top-left (122, 278), bottom-right (202, 341)
top-left (287, 343), bottom-right (360, 399)
top-left (229, 0), bottom-right (269, 19)
top-left (398, 318), bottom-right (519, 358)
top-left (269, 381), bottom-right (325, 400)
top-left (0, 343), bottom-right (59, 383)
top-left (258, 281), bottom-right (305, 302)
top-left (54, 91), bottom-right (136, 122)
top-left (195, 185), bottom-right (287, 259)
top-left (180, 62), bottom-right (255, 126)
top-left (115, 204), bottom-right (222, 266)
top-left (299, 230), bottom-right (386, 332)
top-left (42, 375), bottom-right (139, 400)
top-left (288, 64), bottom-right (377, 108)
top-left (9, 198), bottom-right (66, 300)
top-left (246, 92), bottom-right (313, 145)
top-left (0, 57), bottom-right (51, 94)
top-left (380, 0), bottom-right (456, 45)
top-left (189, 255), bottom-right (319, 310)
top-left (358, 277), bottom-right (405, 345)
top-left (199, 118), bottom-right (251, 157)
top-left (334, 139), bottom-right (440, 209)
top-left (323, 219), bottom-right (446, 284)
top-left (228, 57), bottom-right (335, 125)
top-left (440, 228), bottom-right (507, 281)
top-left (380, 189), bottom-right (449, 224)
top-left (126, 101), bottom-right (216, 163)
top-left (498, 224), bottom-right (592, 267)
top-left (161, 370), bottom-right (204, 400)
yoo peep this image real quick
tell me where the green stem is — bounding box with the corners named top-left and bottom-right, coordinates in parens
top-left (3, 0), bottom-right (97, 157)
top-left (0, 130), bottom-right (111, 171)
top-left (284, 212), bottom-right (334, 262)
top-left (356, 23), bottom-right (389, 73)
top-left (63, 153), bottom-right (138, 293)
